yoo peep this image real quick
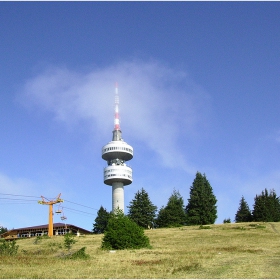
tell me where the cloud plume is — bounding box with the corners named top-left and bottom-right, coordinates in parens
top-left (20, 59), bottom-right (212, 174)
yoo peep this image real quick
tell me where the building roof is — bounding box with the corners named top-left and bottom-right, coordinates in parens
top-left (13, 223), bottom-right (91, 232)
top-left (0, 223), bottom-right (92, 239)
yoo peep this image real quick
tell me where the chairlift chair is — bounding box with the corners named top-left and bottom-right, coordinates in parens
top-left (55, 204), bottom-right (63, 214)
top-left (60, 207), bottom-right (67, 220)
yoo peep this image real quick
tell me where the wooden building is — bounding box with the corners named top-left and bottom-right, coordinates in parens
top-left (0, 223), bottom-right (91, 240)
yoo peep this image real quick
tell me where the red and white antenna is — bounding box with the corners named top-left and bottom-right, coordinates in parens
top-left (114, 82), bottom-right (120, 131)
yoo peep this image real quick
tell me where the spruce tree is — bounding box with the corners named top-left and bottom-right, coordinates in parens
top-left (93, 206), bottom-right (110, 234)
top-left (270, 190), bottom-right (280, 221)
top-left (185, 172), bottom-right (217, 225)
top-left (156, 189), bottom-right (186, 228)
top-left (0, 226), bottom-right (7, 235)
top-left (235, 196), bottom-right (252, 222)
top-left (252, 189), bottom-right (280, 222)
top-left (127, 188), bottom-right (157, 228)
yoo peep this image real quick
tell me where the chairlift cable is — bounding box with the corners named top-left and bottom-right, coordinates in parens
top-left (0, 197), bottom-right (38, 202)
top-left (63, 199), bottom-right (99, 211)
top-left (63, 206), bottom-right (96, 216)
top-left (0, 193), bottom-right (41, 198)
top-left (0, 192), bottom-right (98, 217)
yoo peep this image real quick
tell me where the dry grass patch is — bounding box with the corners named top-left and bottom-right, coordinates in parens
top-left (131, 259), bottom-right (162, 265)
top-left (0, 222), bottom-right (280, 278)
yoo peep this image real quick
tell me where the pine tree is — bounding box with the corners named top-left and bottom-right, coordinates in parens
top-left (235, 196), bottom-right (252, 222)
top-left (156, 189), bottom-right (186, 228)
top-left (185, 172), bottom-right (217, 225)
top-left (0, 226), bottom-right (7, 235)
top-left (127, 188), bottom-right (157, 229)
top-left (252, 189), bottom-right (280, 222)
top-left (93, 206), bottom-right (110, 234)
top-left (269, 190), bottom-right (280, 221)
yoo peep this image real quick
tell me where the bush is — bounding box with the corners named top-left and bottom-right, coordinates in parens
top-left (70, 247), bottom-right (90, 259)
top-left (33, 236), bottom-right (42, 244)
top-left (0, 239), bottom-right (19, 255)
top-left (64, 233), bottom-right (76, 250)
top-left (199, 225), bottom-right (211, 230)
top-left (223, 218), bottom-right (231, 224)
top-left (101, 210), bottom-right (151, 250)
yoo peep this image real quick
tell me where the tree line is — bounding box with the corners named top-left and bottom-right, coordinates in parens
top-left (235, 189), bottom-right (280, 223)
top-left (93, 171), bottom-right (280, 233)
top-left (93, 171), bottom-right (218, 233)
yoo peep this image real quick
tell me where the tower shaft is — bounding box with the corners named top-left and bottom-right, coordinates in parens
top-left (112, 182), bottom-right (124, 211)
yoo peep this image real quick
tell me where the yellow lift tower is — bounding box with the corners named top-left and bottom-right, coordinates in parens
top-left (38, 193), bottom-right (64, 237)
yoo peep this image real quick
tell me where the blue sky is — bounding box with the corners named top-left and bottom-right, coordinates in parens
top-left (0, 2), bottom-right (280, 231)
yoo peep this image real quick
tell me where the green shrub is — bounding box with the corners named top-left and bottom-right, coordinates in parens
top-left (48, 241), bottom-right (63, 251)
top-left (101, 210), bottom-right (151, 250)
top-left (256, 225), bottom-right (266, 229)
top-left (199, 225), bottom-right (211, 229)
top-left (64, 233), bottom-right (76, 250)
top-left (69, 247), bottom-right (90, 259)
top-left (249, 224), bottom-right (266, 229)
top-left (33, 236), bottom-right (42, 244)
top-left (0, 239), bottom-right (19, 255)
top-left (223, 218), bottom-right (231, 223)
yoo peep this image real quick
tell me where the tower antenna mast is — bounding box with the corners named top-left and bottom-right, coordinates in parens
top-left (114, 82), bottom-right (120, 130)
top-left (112, 82), bottom-right (122, 141)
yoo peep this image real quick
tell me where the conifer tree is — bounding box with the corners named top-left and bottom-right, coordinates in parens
top-left (0, 226), bottom-right (7, 235)
top-left (185, 172), bottom-right (217, 225)
top-left (252, 189), bottom-right (280, 222)
top-left (235, 196), bottom-right (252, 222)
top-left (156, 189), bottom-right (186, 227)
top-left (93, 206), bottom-right (110, 234)
top-left (127, 188), bottom-right (157, 228)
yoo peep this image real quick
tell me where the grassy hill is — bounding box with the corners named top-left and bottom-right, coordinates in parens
top-left (0, 222), bottom-right (280, 278)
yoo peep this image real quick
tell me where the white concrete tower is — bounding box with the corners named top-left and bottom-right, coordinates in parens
top-left (102, 83), bottom-right (133, 212)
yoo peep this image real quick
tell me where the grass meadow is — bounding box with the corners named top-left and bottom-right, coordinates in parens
top-left (0, 222), bottom-right (280, 278)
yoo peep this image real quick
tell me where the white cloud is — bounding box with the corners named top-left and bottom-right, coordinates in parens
top-left (0, 172), bottom-right (34, 194)
top-left (20, 59), bottom-right (212, 174)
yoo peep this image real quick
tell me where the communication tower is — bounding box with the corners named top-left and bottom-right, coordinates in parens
top-left (101, 83), bottom-right (133, 212)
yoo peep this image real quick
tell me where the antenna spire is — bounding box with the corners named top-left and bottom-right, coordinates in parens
top-left (114, 82), bottom-right (120, 131)
top-left (112, 83), bottom-right (122, 141)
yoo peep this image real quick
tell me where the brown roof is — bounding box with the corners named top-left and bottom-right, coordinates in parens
top-left (14, 223), bottom-right (91, 232)
top-left (0, 223), bottom-right (91, 238)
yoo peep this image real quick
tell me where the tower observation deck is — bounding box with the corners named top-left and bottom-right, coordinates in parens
top-left (101, 84), bottom-right (133, 212)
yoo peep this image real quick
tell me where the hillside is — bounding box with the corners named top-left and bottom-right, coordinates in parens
top-left (0, 222), bottom-right (280, 278)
